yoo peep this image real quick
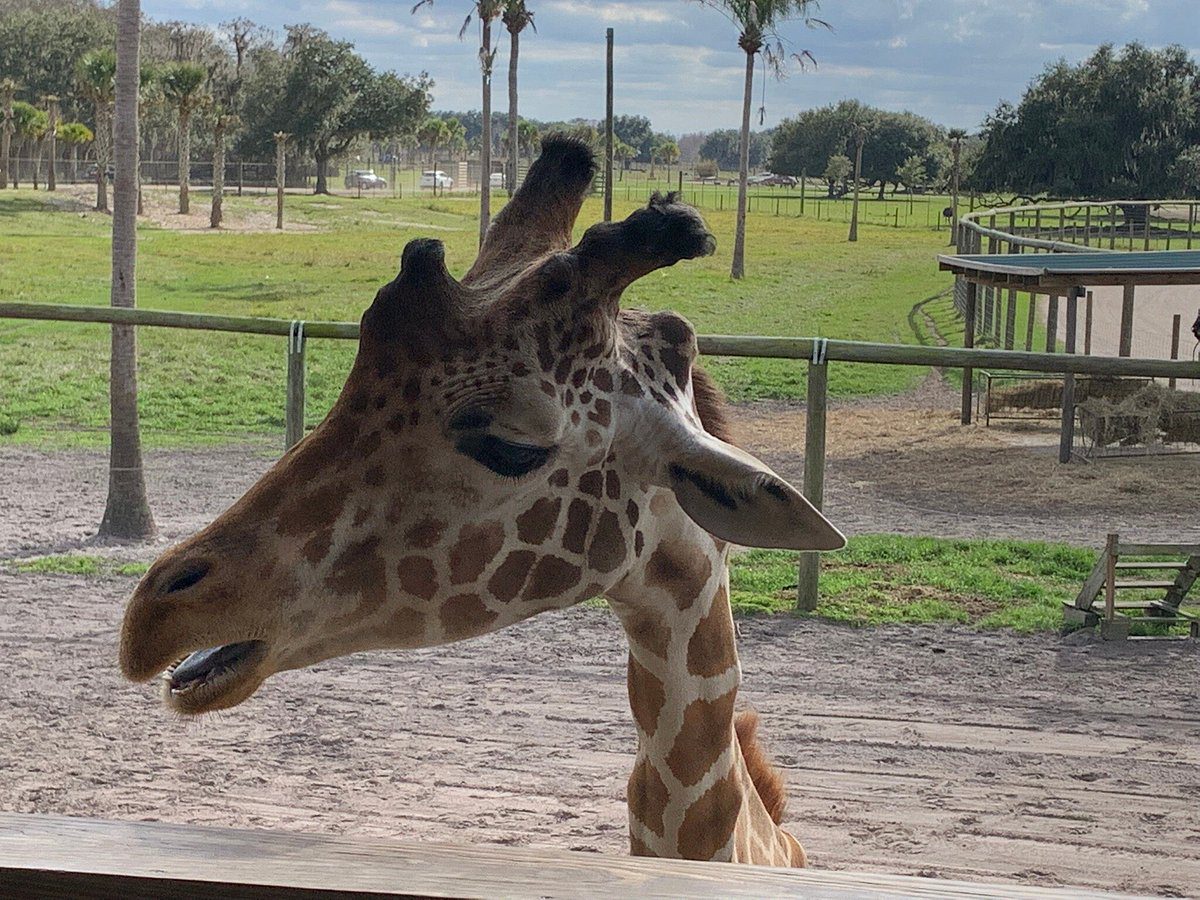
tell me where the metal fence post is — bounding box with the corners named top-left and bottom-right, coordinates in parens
top-left (286, 320), bottom-right (307, 449)
top-left (797, 345), bottom-right (829, 612)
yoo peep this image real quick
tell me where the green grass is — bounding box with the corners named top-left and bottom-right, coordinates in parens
top-left (0, 185), bottom-right (952, 447)
top-left (729, 535), bottom-right (1098, 631)
top-left (0, 537), bottom-right (1124, 635)
top-left (8, 554), bottom-right (149, 577)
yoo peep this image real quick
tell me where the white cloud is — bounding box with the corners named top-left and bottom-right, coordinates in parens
top-left (889, 36), bottom-right (907, 49)
top-left (545, 1), bottom-right (678, 25)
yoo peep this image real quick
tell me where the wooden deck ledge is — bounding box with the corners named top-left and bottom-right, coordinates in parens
top-left (0, 814), bottom-right (1144, 899)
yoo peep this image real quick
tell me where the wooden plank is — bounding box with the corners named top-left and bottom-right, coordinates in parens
top-left (1074, 557), bottom-right (1108, 611)
top-left (797, 359), bottom-right (828, 612)
top-left (0, 815), bottom-right (1130, 900)
top-left (1105, 533), bottom-right (1118, 623)
top-left (1117, 543), bottom-right (1200, 557)
top-left (1113, 580), bottom-right (1178, 590)
top-left (962, 281), bottom-right (977, 424)
top-left (1114, 561), bottom-right (1185, 570)
top-left (2, 302), bottom-right (1198, 380)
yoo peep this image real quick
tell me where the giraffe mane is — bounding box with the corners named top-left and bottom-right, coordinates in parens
top-left (692, 366), bottom-right (735, 444)
top-left (734, 710), bottom-right (788, 826)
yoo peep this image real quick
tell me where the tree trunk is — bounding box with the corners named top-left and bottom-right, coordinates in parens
top-left (877, 180), bottom-right (885, 201)
top-left (314, 148), bottom-right (329, 194)
top-left (730, 48), bottom-right (755, 280)
top-left (0, 86), bottom-right (11, 189)
top-left (95, 102), bottom-right (109, 212)
top-left (46, 102), bottom-right (57, 191)
top-left (100, 0), bottom-right (155, 540)
top-left (71, 144), bottom-right (78, 182)
top-left (177, 106), bottom-right (190, 214)
top-left (210, 119), bottom-right (225, 228)
top-left (32, 137), bottom-right (41, 189)
top-left (848, 135), bottom-right (864, 242)
top-left (479, 16), bottom-right (493, 246)
top-left (507, 26), bottom-right (519, 193)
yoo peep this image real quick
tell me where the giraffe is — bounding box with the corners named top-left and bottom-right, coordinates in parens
top-left (119, 136), bottom-right (844, 867)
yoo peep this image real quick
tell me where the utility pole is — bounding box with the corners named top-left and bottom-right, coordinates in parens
top-left (604, 27), bottom-right (614, 222)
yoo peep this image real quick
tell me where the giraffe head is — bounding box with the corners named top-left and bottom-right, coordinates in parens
top-left (119, 136), bottom-right (843, 715)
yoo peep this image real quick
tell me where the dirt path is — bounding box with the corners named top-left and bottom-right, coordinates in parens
top-left (2, 396), bottom-right (1198, 895)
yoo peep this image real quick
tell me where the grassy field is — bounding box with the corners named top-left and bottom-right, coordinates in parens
top-left (2, 534), bottom-right (1150, 634)
top-left (0, 184), bottom-right (954, 447)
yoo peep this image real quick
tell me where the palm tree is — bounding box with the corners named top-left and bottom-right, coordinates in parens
top-left (0, 78), bottom-right (14, 189)
top-left (56, 122), bottom-right (94, 182)
top-left (159, 61), bottom-right (207, 214)
top-left (43, 96), bottom-right (60, 190)
top-left (210, 111), bottom-right (235, 228)
top-left (418, 116), bottom-right (449, 169)
top-left (11, 102), bottom-right (47, 189)
top-left (847, 121), bottom-right (866, 242)
top-left (413, 1), bottom-right (503, 245)
top-left (77, 49), bottom-right (116, 211)
top-left (100, 0), bottom-right (155, 539)
top-left (502, 1), bottom-right (534, 192)
top-left (702, 0), bottom-right (824, 278)
top-left (947, 127), bottom-right (966, 245)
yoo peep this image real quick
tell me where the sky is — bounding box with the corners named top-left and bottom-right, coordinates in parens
top-left (143, 0), bottom-right (1200, 134)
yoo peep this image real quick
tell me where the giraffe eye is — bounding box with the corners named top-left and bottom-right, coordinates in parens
top-left (454, 433), bottom-right (554, 478)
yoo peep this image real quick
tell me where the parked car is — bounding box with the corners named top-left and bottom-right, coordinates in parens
top-left (489, 171), bottom-right (506, 190)
top-left (420, 170), bottom-right (454, 190)
top-left (345, 169), bottom-right (386, 190)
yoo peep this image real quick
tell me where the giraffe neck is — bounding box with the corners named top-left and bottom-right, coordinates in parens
top-left (608, 531), bottom-right (804, 866)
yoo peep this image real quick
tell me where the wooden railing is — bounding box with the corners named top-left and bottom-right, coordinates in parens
top-left (0, 813), bottom-right (1135, 899)
top-left (4, 301), bottom-right (1197, 610)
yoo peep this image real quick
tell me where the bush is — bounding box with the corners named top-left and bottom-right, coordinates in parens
top-left (695, 158), bottom-right (719, 179)
top-left (0, 413), bottom-right (19, 436)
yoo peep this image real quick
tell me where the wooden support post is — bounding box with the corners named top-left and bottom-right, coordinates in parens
top-left (1119, 283), bottom-right (1135, 357)
top-left (1084, 290), bottom-right (1093, 355)
top-left (797, 356), bottom-right (828, 612)
top-left (1045, 294), bottom-right (1059, 353)
top-left (286, 321), bottom-right (306, 449)
top-left (1188, 202), bottom-right (1196, 250)
top-left (1143, 211), bottom-right (1151, 251)
top-left (1104, 532), bottom-right (1118, 623)
top-left (274, 132), bottom-right (289, 231)
top-left (1169, 313), bottom-right (1181, 390)
top-left (1083, 205), bottom-right (1091, 246)
top-left (1024, 292), bottom-right (1035, 352)
top-left (603, 28), bottom-right (613, 223)
top-left (961, 281), bottom-right (977, 425)
top-left (1004, 290), bottom-right (1016, 350)
top-left (1059, 286), bottom-right (1081, 464)
top-left (1109, 203), bottom-right (1117, 249)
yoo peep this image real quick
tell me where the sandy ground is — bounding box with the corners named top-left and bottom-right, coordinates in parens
top-left (2, 396), bottom-right (1199, 896)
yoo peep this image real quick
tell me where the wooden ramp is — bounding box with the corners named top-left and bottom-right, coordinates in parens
top-left (0, 814), bottom-right (1143, 899)
top-left (1066, 533), bottom-right (1200, 639)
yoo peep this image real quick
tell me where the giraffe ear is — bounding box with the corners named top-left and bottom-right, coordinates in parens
top-left (663, 430), bottom-right (845, 552)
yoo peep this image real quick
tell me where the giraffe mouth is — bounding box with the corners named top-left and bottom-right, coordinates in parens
top-left (161, 640), bottom-right (268, 715)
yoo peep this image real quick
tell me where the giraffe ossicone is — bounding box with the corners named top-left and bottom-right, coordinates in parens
top-left (120, 135), bottom-right (845, 867)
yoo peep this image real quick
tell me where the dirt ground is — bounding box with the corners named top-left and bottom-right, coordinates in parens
top-left (2, 395), bottom-right (1198, 896)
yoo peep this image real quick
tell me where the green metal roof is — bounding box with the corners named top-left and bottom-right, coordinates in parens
top-left (937, 249), bottom-right (1200, 289)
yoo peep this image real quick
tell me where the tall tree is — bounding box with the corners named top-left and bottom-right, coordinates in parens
top-left (77, 49), bottom-right (116, 211)
top-left (100, 0), bottom-right (155, 539)
top-left (700, 0), bottom-right (824, 278)
top-left (502, 1), bottom-right (534, 192)
top-left (10, 102), bottom-right (47, 189)
top-left (159, 62), bottom-right (208, 214)
top-left (56, 121), bottom-right (94, 183)
top-left (43, 95), bottom-right (59, 190)
top-left (0, 79), bottom-right (14, 189)
top-left (414, 2), bottom-right (503, 244)
top-left (947, 127), bottom-right (966, 242)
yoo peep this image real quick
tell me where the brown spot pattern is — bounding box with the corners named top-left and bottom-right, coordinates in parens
top-left (646, 541), bottom-right (712, 610)
top-left (439, 593), bottom-right (498, 639)
top-left (676, 771), bottom-right (742, 861)
top-left (405, 517), bottom-right (446, 549)
top-left (586, 510), bottom-right (626, 573)
top-left (397, 555), bottom-right (438, 601)
top-left (562, 499), bottom-right (592, 555)
top-left (488, 550), bottom-right (536, 602)
top-left (665, 688), bottom-right (737, 786)
top-left (627, 654), bottom-right (665, 738)
top-left (578, 471), bottom-right (603, 498)
top-left (605, 470), bottom-right (621, 500)
top-left (623, 608), bottom-right (670, 660)
top-left (524, 555), bottom-right (581, 600)
top-left (516, 497), bottom-right (561, 545)
top-left (324, 536), bottom-right (388, 620)
top-left (627, 759), bottom-right (670, 839)
top-left (686, 588), bottom-right (737, 677)
top-left (448, 521), bottom-right (505, 585)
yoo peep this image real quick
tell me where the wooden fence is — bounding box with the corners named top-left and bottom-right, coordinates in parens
top-left (0, 813), bottom-right (1135, 899)
top-left (3, 301), bottom-right (1198, 610)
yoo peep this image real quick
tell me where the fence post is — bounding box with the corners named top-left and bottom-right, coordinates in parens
top-left (961, 280), bottom-right (977, 425)
top-left (286, 320), bottom-right (307, 449)
top-left (1045, 294), bottom-right (1059, 353)
top-left (1004, 289), bottom-right (1017, 350)
top-left (1169, 314), bottom-right (1181, 391)
top-left (1084, 290), bottom-right (1094, 355)
top-left (1059, 286), bottom-right (1081, 464)
top-left (1119, 283), bottom-right (1135, 357)
top-left (797, 350), bottom-right (828, 612)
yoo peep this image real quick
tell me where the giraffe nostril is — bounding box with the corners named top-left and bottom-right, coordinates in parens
top-left (163, 562), bottom-right (210, 595)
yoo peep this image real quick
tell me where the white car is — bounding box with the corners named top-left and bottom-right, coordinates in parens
top-left (420, 170), bottom-right (454, 190)
top-left (489, 171), bottom-right (506, 190)
top-left (345, 169), bottom-right (386, 189)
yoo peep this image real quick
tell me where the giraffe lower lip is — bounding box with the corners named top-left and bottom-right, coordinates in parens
top-left (167, 640), bottom-right (266, 693)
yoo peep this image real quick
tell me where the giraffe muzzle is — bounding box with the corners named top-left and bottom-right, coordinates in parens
top-left (160, 639), bottom-right (268, 715)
